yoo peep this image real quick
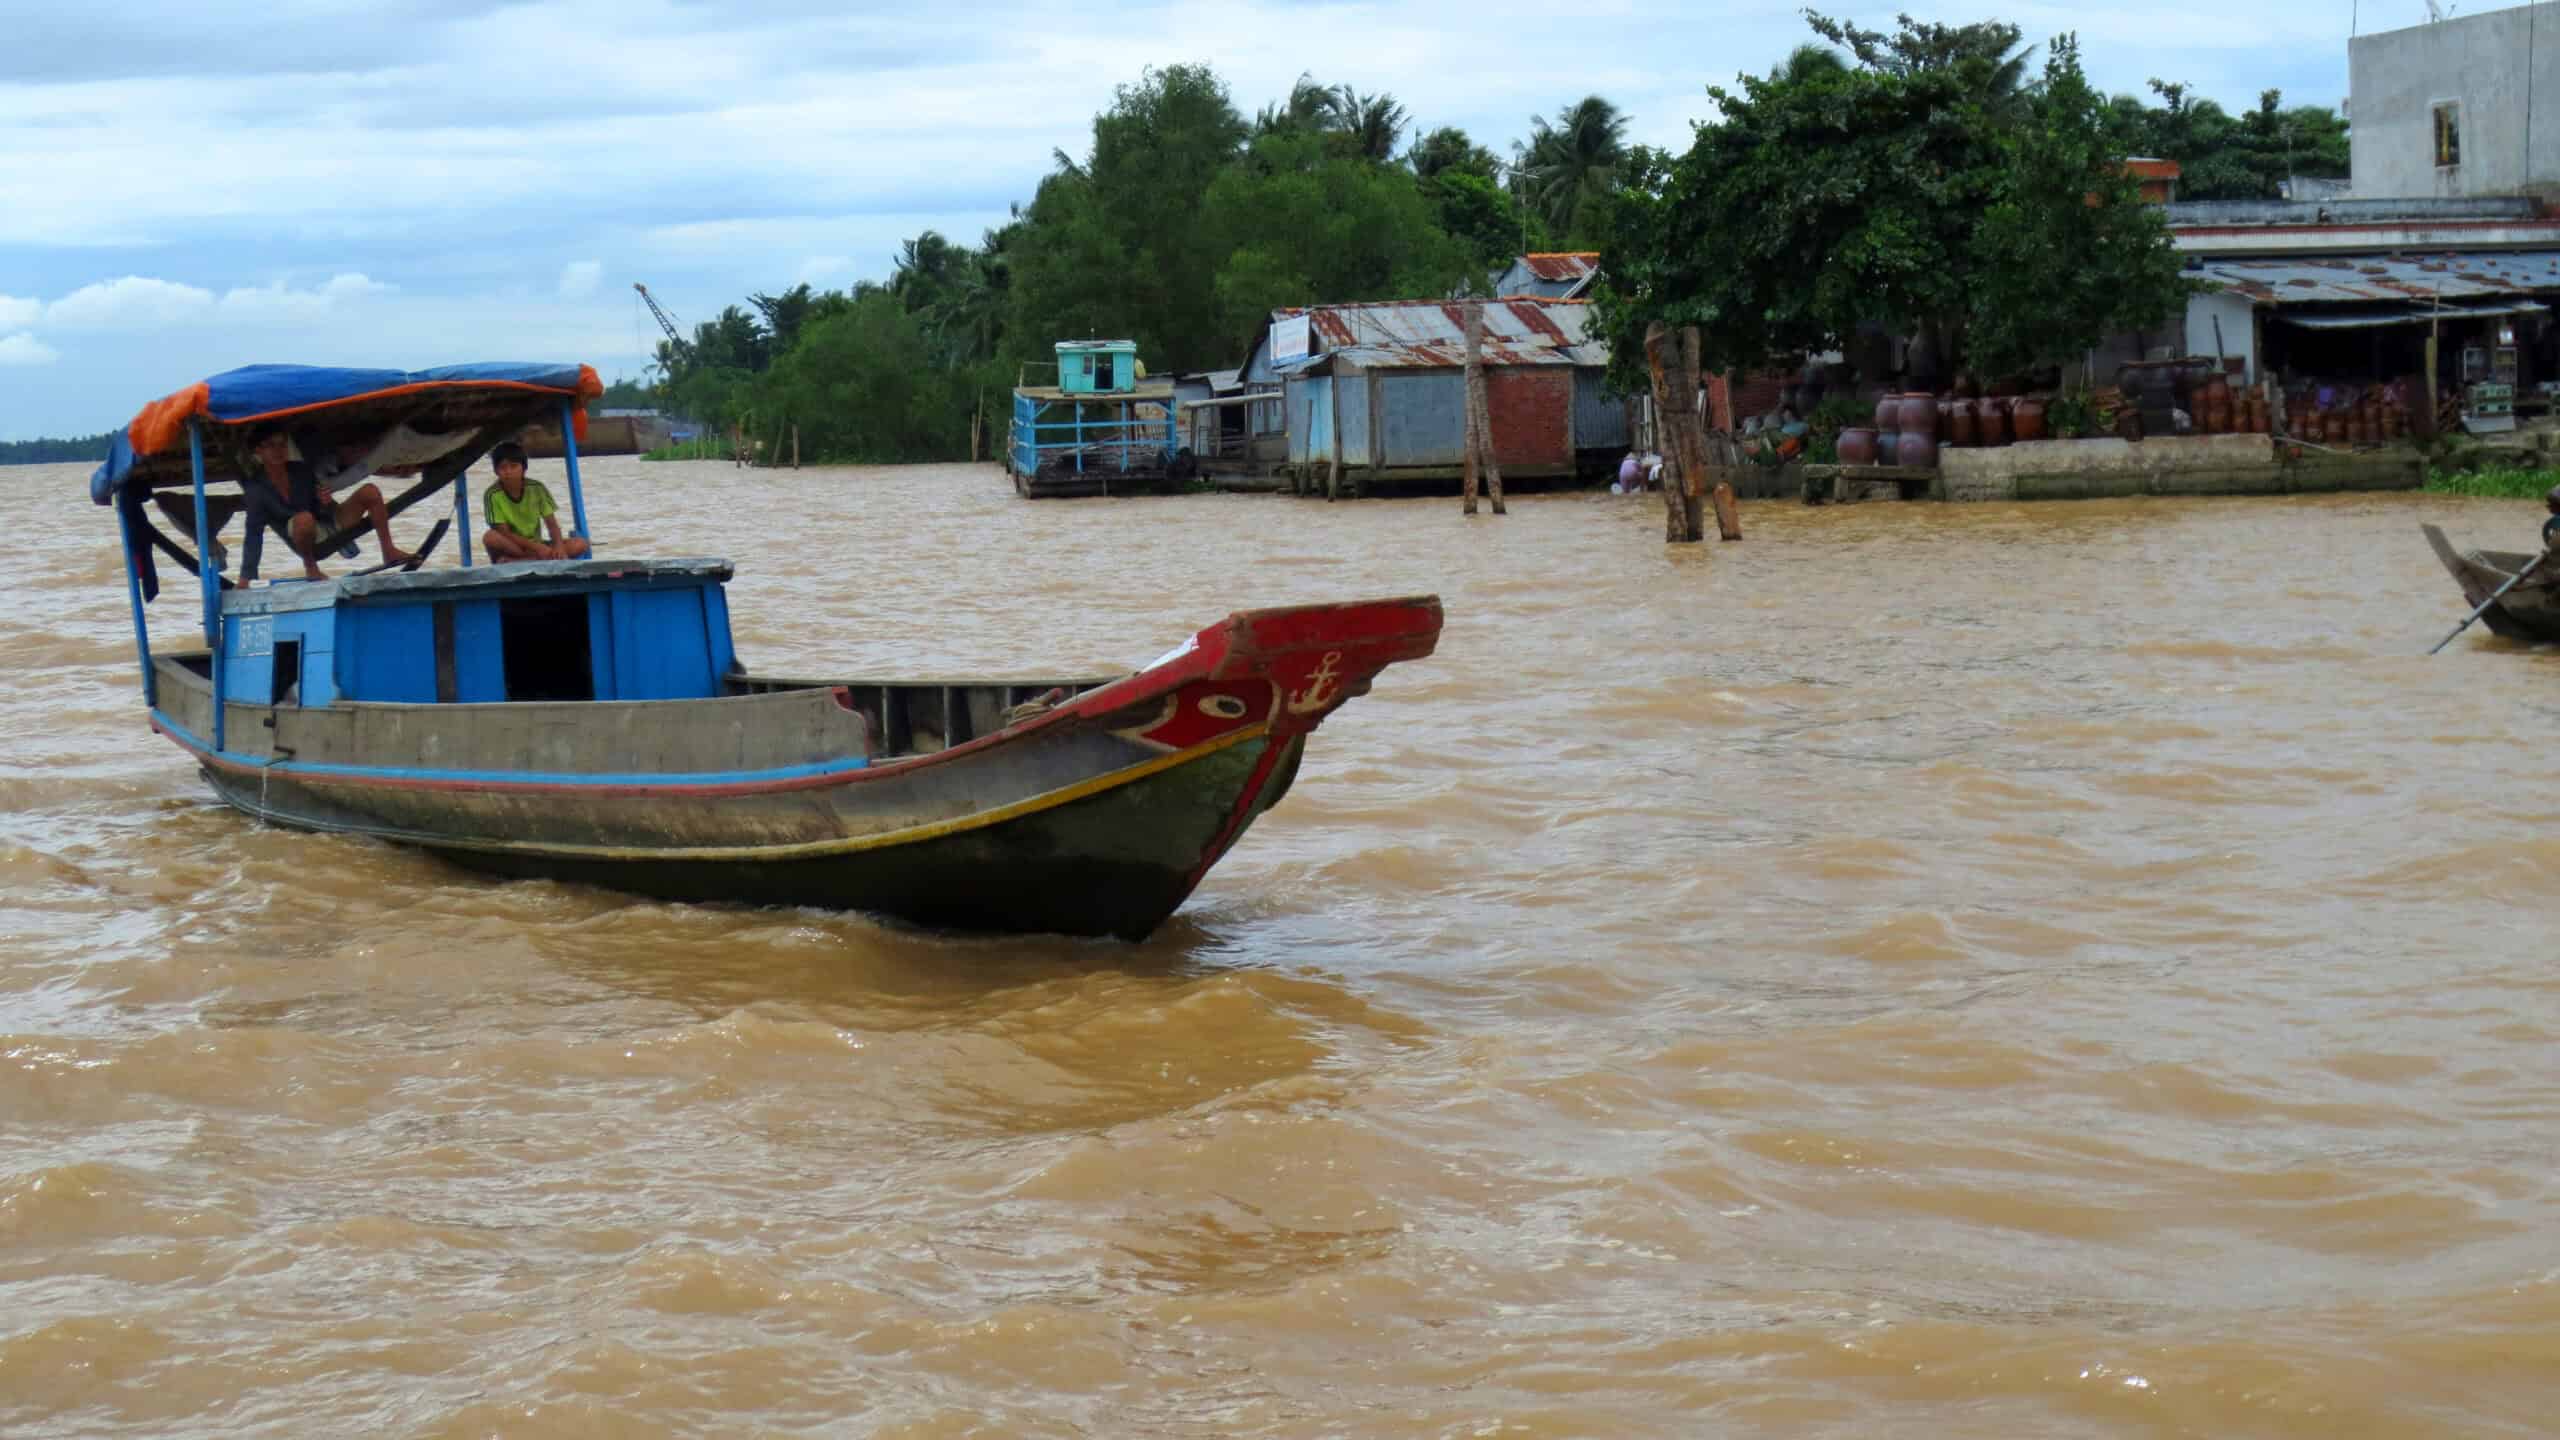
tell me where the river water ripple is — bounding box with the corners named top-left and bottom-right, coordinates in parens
top-left (3, 457), bottom-right (2558, 1436)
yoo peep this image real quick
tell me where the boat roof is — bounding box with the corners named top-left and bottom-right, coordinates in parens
top-left (91, 361), bottom-right (603, 504)
top-left (220, 556), bottom-right (733, 614)
top-left (1012, 380), bottom-right (1177, 405)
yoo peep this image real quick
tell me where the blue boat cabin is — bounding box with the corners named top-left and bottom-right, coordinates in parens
top-left (216, 561), bottom-right (736, 708)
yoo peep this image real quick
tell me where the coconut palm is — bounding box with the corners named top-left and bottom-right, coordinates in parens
top-left (1253, 73), bottom-right (1335, 137)
top-left (1329, 86), bottom-right (1409, 163)
top-left (1774, 42), bottom-right (1848, 84)
top-left (1511, 95), bottom-right (1629, 242)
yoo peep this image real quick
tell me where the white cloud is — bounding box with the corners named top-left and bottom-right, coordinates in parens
top-left (559, 259), bottom-right (603, 298)
top-left (0, 333), bottom-right (58, 366)
top-left (0, 295), bottom-right (39, 330)
top-left (217, 271), bottom-right (393, 319)
top-left (796, 255), bottom-right (853, 283)
top-left (44, 275), bottom-right (215, 330)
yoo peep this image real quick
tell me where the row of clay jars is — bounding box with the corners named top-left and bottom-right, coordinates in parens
top-left (1935, 396), bottom-right (2049, 447)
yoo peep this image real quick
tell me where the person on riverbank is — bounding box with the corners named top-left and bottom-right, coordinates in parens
top-left (245, 427), bottom-right (413, 581)
top-left (2544, 484), bottom-right (2560, 549)
top-left (480, 441), bottom-right (589, 562)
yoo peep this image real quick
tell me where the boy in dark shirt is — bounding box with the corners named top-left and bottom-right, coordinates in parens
top-left (2544, 485), bottom-right (2560, 550)
top-left (243, 427), bottom-right (412, 580)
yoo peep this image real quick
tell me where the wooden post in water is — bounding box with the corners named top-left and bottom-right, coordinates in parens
top-left (1644, 323), bottom-right (1702, 542)
top-left (1461, 301), bottom-right (1506, 516)
top-left (791, 424), bottom-right (801, 469)
top-left (1684, 327), bottom-right (1743, 541)
top-left (1462, 303), bottom-right (1482, 515)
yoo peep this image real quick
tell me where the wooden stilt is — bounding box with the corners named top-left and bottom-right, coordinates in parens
top-left (1462, 303), bottom-right (1482, 516)
top-left (791, 424), bottom-right (801, 469)
top-left (1644, 323), bottom-right (1701, 542)
top-left (1461, 302), bottom-right (1505, 516)
top-left (1679, 328), bottom-right (1742, 541)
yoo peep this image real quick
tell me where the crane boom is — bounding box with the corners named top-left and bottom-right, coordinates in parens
top-left (633, 282), bottom-right (684, 346)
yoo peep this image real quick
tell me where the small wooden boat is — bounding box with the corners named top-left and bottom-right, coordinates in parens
top-left (2422, 523), bottom-right (2560, 643)
top-left (94, 362), bottom-right (1442, 939)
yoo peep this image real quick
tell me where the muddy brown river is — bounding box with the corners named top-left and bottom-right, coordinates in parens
top-left (3, 457), bottom-right (2557, 1436)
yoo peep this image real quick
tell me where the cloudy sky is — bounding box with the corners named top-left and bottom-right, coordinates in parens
top-left (2, 0), bottom-right (2380, 439)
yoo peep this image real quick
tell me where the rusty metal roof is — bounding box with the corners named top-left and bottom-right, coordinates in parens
top-left (1518, 252), bottom-right (1600, 282)
top-left (1265, 297), bottom-right (1609, 371)
top-left (2198, 251), bottom-right (2560, 305)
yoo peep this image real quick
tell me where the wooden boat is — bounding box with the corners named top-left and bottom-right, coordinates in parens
top-left (2422, 523), bottom-right (2560, 643)
top-left (94, 362), bottom-right (1442, 939)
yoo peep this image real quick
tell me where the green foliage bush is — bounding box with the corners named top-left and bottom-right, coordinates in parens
top-left (2425, 466), bottom-right (2560, 499)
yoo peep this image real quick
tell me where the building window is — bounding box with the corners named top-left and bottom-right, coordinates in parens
top-left (2435, 102), bottom-right (2462, 168)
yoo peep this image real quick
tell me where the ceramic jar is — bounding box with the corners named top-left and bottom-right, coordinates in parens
top-left (1837, 427), bottom-right (1879, 466)
top-left (2011, 396), bottom-right (2048, 442)
top-left (1979, 398), bottom-right (2011, 447)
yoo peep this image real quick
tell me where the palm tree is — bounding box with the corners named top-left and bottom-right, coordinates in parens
top-left (1253, 73), bottom-right (1335, 137)
top-left (1328, 85), bottom-right (1409, 163)
top-left (1511, 95), bottom-right (1629, 243)
top-left (1774, 43), bottom-right (1848, 84)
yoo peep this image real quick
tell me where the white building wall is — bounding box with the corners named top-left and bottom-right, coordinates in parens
top-left (2351, 3), bottom-right (2560, 199)
top-left (2185, 291), bottom-right (2260, 381)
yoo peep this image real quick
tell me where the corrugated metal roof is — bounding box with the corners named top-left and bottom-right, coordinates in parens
top-left (2275, 299), bottom-right (2551, 329)
top-left (2199, 251), bottom-right (2560, 305)
top-left (1518, 252), bottom-right (1600, 282)
top-left (1269, 297), bottom-right (1603, 371)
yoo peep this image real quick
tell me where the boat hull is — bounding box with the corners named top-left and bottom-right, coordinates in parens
top-left (152, 595), bottom-right (1435, 940)
top-left (2423, 523), bottom-right (2560, 642)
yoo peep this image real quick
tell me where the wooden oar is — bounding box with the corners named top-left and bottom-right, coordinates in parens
top-left (2430, 548), bottom-right (2548, 654)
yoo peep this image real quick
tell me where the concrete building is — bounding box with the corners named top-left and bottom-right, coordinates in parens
top-left (2160, 197), bottom-right (2560, 385)
top-left (2350, 3), bottom-right (2560, 199)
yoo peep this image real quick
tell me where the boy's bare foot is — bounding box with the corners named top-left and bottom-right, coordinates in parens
top-left (382, 548), bottom-right (417, 568)
top-left (302, 564), bottom-right (330, 581)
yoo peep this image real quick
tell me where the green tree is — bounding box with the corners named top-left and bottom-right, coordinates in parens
top-left (1593, 19), bottom-right (2190, 384)
top-left (1200, 129), bottom-right (1475, 336)
top-left (1330, 86), bottom-right (1410, 163)
top-left (748, 291), bottom-right (967, 462)
top-left (1408, 125), bottom-right (1502, 182)
top-left (1511, 95), bottom-right (1629, 245)
top-left (1426, 169), bottom-right (1530, 269)
top-left (1008, 63), bottom-right (1251, 375)
top-left (2110, 82), bottom-right (2351, 200)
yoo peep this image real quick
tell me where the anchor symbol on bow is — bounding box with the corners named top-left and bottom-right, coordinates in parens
top-left (1286, 650), bottom-right (1345, 714)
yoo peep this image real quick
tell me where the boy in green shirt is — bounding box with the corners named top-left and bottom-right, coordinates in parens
top-left (480, 441), bottom-right (591, 562)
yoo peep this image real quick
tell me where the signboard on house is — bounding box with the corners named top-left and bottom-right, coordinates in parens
top-left (1271, 315), bottom-right (1310, 363)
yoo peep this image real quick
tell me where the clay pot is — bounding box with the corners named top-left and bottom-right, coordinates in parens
top-left (1877, 429), bottom-right (1902, 464)
top-left (1936, 400), bottom-right (1954, 444)
top-left (1895, 392), bottom-right (1937, 434)
top-left (2012, 396), bottom-right (2048, 442)
top-left (1837, 427), bottom-right (1879, 466)
top-left (1949, 399), bottom-right (1979, 448)
top-left (1874, 394), bottom-right (1899, 431)
top-left (1979, 398), bottom-right (2011, 447)
top-left (1896, 426), bottom-right (1938, 468)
